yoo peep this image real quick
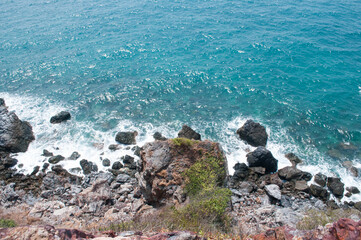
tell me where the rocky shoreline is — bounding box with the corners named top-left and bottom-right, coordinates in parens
top-left (1, 98), bottom-right (361, 239)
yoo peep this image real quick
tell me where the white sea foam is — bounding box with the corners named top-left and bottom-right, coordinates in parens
top-left (1, 92), bottom-right (361, 202)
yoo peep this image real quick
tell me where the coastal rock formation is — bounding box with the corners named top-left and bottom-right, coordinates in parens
top-left (314, 172), bottom-right (327, 187)
top-left (137, 139), bottom-right (227, 206)
top-left (247, 147), bottom-right (278, 174)
top-left (177, 125), bottom-right (201, 140)
top-left (327, 177), bottom-right (345, 198)
top-left (50, 111), bottom-right (71, 124)
top-left (236, 120), bottom-right (268, 147)
top-left (0, 98), bottom-right (35, 153)
top-left (153, 132), bottom-right (167, 141)
top-left (115, 131), bottom-right (138, 145)
top-left (278, 166), bottom-right (312, 181)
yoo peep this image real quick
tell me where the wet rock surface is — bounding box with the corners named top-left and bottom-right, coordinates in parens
top-left (177, 124), bottom-right (201, 140)
top-left (247, 147), bottom-right (278, 174)
top-left (0, 99), bottom-right (35, 153)
top-left (115, 131), bottom-right (138, 145)
top-left (50, 111), bottom-right (71, 124)
top-left (236, 120), bottom-right (268, 147)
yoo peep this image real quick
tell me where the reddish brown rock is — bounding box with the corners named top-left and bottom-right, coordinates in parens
top-left (138, 139), bottom-right (227, 206)
top-left (323, 218), bottom-right (361, 240)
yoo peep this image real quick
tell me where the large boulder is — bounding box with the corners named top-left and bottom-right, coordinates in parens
top-left (236, 120), bottom-right (268, 147)
top-left (246, 147), bottom-right (278, 174)
top-left (50, 111), bottom-right (71, 124)
top-left (0, 98), bottom-right (35, 153)
top-left (310, 184), bottom-right (330, 201)
top-left (115, 131), bottom-right (137, 145)
top-left (137, 139), bottom-right (227, 206)
top-left (177, 125), bottom-right (201, 140)
top-left (314, 172), bottom-right (327, 187)
top-left (327, 177), bottom-right (344, 198)
top-left (278, 166), bottom-right (312, 181)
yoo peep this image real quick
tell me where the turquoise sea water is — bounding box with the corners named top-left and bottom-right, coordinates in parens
top-left (1, 0), bottom-right (361, 198)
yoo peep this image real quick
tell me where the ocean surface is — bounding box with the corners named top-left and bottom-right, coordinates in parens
top-left (1, 0), bottom-right (361, 201)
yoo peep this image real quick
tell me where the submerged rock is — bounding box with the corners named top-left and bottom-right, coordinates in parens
top-left (115, 131), bottom-right (137, 145)
top-left (236, 119), bottom-right (268, 147)
top-left (0, 99), bottom-right (35, 153)
top-left (246, 147), bottom-right (278, 174)
top-left (342, 161), bottom-right (359, 177)
top-left (42, 149), bottom-right (53, 157)
top-left (285, 153), bottom-right (302, 167)
top-left (50, 111), bottom-right (71, 124)
top-left (68, 151), bottom-right (80, 160)
top-left (48, 155), bottom-right (65, 164)
top-left (177, 125), bottom-right (201, 140)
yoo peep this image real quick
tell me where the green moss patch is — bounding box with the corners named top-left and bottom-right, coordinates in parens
top-left (0, 219), bottom-right (16, 228)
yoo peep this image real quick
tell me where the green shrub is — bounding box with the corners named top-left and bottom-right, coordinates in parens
top-left (0, 219), bottom-right (16, 228)
top-left (102, 146), bottom-right (232, 236)
top-left (171, 138), bottom-right (196, 147)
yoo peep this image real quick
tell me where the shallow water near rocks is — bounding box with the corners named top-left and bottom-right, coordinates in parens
top-left (1, 0), bottom-right (361, 201)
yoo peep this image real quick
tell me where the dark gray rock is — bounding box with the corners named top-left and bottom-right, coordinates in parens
top-left (177, 125), bottom-right (201, 140)
top-left (116, 174), bottom-right (131, 183)
top-left (153, 132), bottom-right (167, 141)
top-left (50, 111), bottom-right (71, 124)
top-left (0, 98), bottom-right (4, 106)
top-left (285, 153), bottom-right (302, 167)
top-left (102, 158), bottom-right (111, 167)
top-left (236, 120), bottom-right (268, 147)
top-left (232, 163), bottom-right (249, 181)
top-left (115, 131), bottom-right (137, 145)
top-left (314, 173), bottom-right (327, 187)
top-left (122, 155), bottom-right (136, 169)
top-left (346, 186), bottom-right (360, 194)
top-left (0, 154), bottom-right (18, 168)
top-left (132, 146), bottom-right (141, 157)
top-left (246, 147), bottom-right (278, 174)
top-left (42, 149), bottom-right (53, 157)
top-left (112, 161), bottom-right (123, 170)
top-left (310, 184), bottom-right (330, 201)
top-left (278, 166), bottom-right (312, 181)
top-left (0, 100), bottom-right (35, 153)
top-left (80, 159), bottom-right (98, 175)
top-left (108, 144), bottom-right (121, 151)
top-left (327, 177), bottom-right (344, 198)
top-left (48, 155), bottom-right (65, 164)
top-left (68, 151), bottom-right (80, 160)
top-left (31, 166), bottom-right (40, 175)
top-left (42, 163), bottom-right (50, 172)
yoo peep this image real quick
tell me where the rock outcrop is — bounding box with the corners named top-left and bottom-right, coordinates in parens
top-left (247, 147), bottom-right (278, 174)
top-left (137, 139), bottom-right (227, 206)
top-left (115, 131), bottom-right (138, 145)
top-left (0, 99), bottom-right (35, 153)
top-left (327, 177), bottom-right (344, 198)
top-left (50, 111), bottom-right (71, 124)
top-left (236, 120), bottom-right (268, 147)
top-left (177, 125), bottom-right (201, 140)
